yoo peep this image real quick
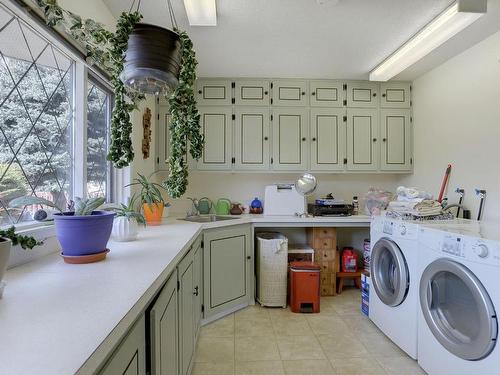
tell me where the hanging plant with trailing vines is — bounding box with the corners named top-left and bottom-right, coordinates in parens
top-left (164, 30), bottom-right (203, 198)
top-left (35, 1), bottom-right (203, 196)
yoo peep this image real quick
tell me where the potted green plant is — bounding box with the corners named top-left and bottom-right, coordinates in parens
top-left (9, 196), bottom-right (114, 260)
top-left (126, 173), bottom-right (169, 226)
top-left (109, 194), bottom-right (145, 242)
top-left (0, 226), bottom-right (42, 297)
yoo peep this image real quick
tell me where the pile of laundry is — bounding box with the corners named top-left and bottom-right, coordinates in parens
top-left (386, 186), bottom-right (443, 217)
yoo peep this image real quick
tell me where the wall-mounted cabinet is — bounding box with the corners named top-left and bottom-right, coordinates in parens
top-left (310, 108), bottom-right (345, 171)
top-left (346, 108), bottom-right (379, 171)
top-left (195, 79), bottom-right (232, 106)
top-left (272, 108), bottom-right (309, 170)
top-left (197, 107), bottom-right (233, 170)
top-left (380, 109), bottom-right (412, 171)
top-left (272, 80), bottom-right (308, 106)
top-left (235, 80), bottom-right (270, 106)
top-left (380, 82), bottom-right (411, 108)
top-left (309, 80), bottom-right (344, 107)
top-left (157, 78), bottom-right (413, 173)
top-left (234, 107), bottom-right (271, 170)
top-left (345, 81), bottom-right (379, 108)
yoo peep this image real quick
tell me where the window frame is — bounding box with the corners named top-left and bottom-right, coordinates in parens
top-left (0, 1), bottom-right (120, 230)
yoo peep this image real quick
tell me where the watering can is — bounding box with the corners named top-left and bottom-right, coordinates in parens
top-left (215, 198), bottom-right (231, 215)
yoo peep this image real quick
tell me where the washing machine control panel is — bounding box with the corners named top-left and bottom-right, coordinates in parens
top-left (441, 235), bottom-right (464, 257)
top-left (472, 243), bottom-right (489, 258)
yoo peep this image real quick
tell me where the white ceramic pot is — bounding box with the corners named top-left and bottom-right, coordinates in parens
top-left (162, 205), bottom-right (170, 218)
top-left (0, 238), bottom-right (12, 282)
top-left (112, 216), bottom-right (139, 242)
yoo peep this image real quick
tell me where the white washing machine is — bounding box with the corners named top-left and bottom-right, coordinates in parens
top-left (417, 225), bottom-right (499, 375)
top-left (369, 216), bottom-right (421, 359)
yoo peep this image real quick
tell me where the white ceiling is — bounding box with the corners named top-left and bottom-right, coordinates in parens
top-left (103, 0), bottom-right (500, 81)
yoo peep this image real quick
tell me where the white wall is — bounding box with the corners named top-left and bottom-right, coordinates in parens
top-left (157, 171), bottom-right (401, 215)
top-left (399, 29), bottom-right (500, 222)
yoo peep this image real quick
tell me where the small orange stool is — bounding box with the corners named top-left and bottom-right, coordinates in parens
top-left (336, 270), bottom-right (362, 295)
top-left (289, 261), bottom-right (321, 313)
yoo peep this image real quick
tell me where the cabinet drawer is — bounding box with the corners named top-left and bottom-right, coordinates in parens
top-left (315, 249), bottom-right (336, 261)
top-left (319, 261), bottom-right (336, 273)
top-left (313, 238), bottom-right (335, 250)
top-left (312, 227), bottom-right (337, 239)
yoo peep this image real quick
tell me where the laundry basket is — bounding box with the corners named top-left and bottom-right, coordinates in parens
top-left (256, 232), bottom-right (288, 307)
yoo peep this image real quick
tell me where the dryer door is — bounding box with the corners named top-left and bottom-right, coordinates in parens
top-left (420, 259), bottom-right (498, 360)
top-left (370, 238), bottom-right (409, 307)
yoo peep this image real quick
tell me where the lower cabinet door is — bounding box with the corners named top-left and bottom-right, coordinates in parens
top-left (149, 271), bottom-right (178, 375)
top-left (204, 225), bottom-right (252, 319)
top-left (193, 236), bottom-right (203, 341)
top-left (179, 249), bottom-right (195, 375)
top-left (99, 315), bottom-right (146, 375)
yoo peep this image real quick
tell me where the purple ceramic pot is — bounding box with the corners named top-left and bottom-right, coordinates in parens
top-left (54, 211), bottom-right (115, 256)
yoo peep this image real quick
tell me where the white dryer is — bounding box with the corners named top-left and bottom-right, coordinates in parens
top-left (369, 216), bottom-right (420, 359)
top-left (417, 225), bottom-right (499, 375)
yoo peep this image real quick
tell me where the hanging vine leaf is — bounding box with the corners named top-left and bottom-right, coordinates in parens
top-left (164, 30), bottom-right (203, 198)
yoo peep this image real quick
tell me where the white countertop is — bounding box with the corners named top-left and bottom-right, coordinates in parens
top-left (0, 214), bottom-right (371, 375)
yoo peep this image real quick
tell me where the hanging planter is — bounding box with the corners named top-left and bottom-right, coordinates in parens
top-left (121, 24), bottom-right (182, 96)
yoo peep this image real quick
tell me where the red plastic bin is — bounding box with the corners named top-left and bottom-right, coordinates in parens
top-left (288, 261), bottom-right (321, 313)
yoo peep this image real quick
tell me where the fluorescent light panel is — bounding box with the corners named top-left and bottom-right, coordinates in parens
top-left (370, 0), bottom-right (486, 81)
top-left (183, 0), bottom-right (217, 26)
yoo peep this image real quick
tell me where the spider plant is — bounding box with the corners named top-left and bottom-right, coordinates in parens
top-left (110, 194), bottom-right (146, 225)
top-left (126, 173), bottom-right (169, 208)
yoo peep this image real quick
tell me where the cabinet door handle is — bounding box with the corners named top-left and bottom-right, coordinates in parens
top-left (264, 91), bottom-right (268, 95)
top-left (372, 93), bottom-right (377, 97)
top-left (193, 286), bottom-right (199, 296)
top-left (198, 90), bottom-right (202, 94)
top-left (382, 93), bottom-right (386, 97)
top-left (264, 136), bottom-right (269, 141)
top-left (311, 92), bottom-right (316, 96)
top-left (302, 137), bottom-right (306, 141)
top-left (247, 255), bottom-right (252, 260)
top-left (301, 91), bottom-right (306, 96)
top-left (312, 137), bottom-right (317, 141)
top-left (383, 138), bottom-right (387, 142)
top-left (373, 138), bottom-right (377, 142)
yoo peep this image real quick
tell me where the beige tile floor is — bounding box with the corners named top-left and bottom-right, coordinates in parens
top-left (193, 287), bottom-right (426, 375)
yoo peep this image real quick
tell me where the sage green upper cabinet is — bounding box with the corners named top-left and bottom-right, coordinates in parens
top-left (196, 79), bottom-right (232, 106)
top-left (310, 108), bottom-right (345, 171)
top-left (345, 81), bottom-right (379, 108)
top-left (380, 82), bottom-right (411, 108)
top-left (193, 236), bottom-right (203, 341)
top-left (235, 80), bottom-right (270, 106)
top-left (272, 80), bottom-right (308, 106)
top-left (234, 107), bottom-right (270, 170)
top-left (197, 107), bottom-right (233, 170)
top-left (149, 272), bottom-right (178, 375)
top-left (346, 108), bottom-right (379, 171)
top-left (272, 108), bottom-right (309, 171)
top-left (179, 249), bottom-right (195, 375)
top-left (99, 315), bottom-right (146, 375)
top-left (309, 80), bottom-right (344, 107)
top-left (204, 225), bottom-right (252, 319)
top-left (380, 109), bottom-right (412, 171)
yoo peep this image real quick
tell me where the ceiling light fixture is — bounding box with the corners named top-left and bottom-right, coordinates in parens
top-left (183, 0), bottom-right (217, 26)
top-left (369, 0), bottom-right (486, 81)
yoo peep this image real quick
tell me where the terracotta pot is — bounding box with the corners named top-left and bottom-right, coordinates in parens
top-left (143, 203), bottom-right (164, 225)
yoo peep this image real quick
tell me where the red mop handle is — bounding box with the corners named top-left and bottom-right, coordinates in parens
top-left (437, 164), bottom-right (452, 203)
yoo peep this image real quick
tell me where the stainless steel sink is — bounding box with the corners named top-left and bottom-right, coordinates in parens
top-left (178, 215), bottom-right (239, 223)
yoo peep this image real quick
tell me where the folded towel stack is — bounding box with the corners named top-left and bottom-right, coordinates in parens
top-left (396, 186), bottom-right (433, 202)
top-left (387, 199), bottom-right (442, 217)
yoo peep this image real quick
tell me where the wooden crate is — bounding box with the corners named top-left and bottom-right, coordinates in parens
top-left (315, 249), bottom-right (336, 262)
top-left (320, 272), bottom-right (336, 296)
